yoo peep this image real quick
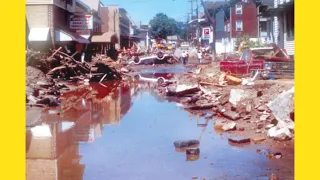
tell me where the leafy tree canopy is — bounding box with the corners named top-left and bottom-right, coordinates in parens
top-left (149, 13), bottom-right (182, 39)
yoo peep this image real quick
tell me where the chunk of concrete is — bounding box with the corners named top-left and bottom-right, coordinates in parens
top-left (229, 89), bottom-right (252, 106)
top-left (268, 127), bottom-right (293, 141)
top-left (222, 122), bottom-right (237, 132)
top-left (266, 124), bottom-right (275, 129)
top-left (228, 136), bottom-right (251, 144)
top-left (186, 148), bottom-right (200, 155)
top-left (174, 140), bottom-right (200, 148)
top-left (219, 94), bottom-right (230, 105)
top-left (243, 115), bottom-right (252, 120)
top-left (268, 87), bottom-right (294, 123)
top-left (246, 103), bottom-right (252, 114)
top-left (175, 85), bottom-right (200, 96)
top-left (273, 127), bottom-right (293, 141)
top-left (214, 120), bottom-right (227, 130)
top-left (252, 137), bottom-right (266, 143)
top-left (223, 110), bottom-right (240, 121)
top-left (277, 120), bottom-right (294, 131)
top-left (257, 105), bottom-right (267, 112)
top-left (260, 114), bottom-right (270, 121)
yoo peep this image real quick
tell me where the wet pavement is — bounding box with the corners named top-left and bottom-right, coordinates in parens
top-left (26, 79), bottom-right (293, 180)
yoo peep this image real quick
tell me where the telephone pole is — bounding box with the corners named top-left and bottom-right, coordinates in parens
top-left (187, 13), bottom-right (190, 42)
top-left (187, 0), bottom-right (194, 44)
top-left (196, 0), bottom-right (199, 47)
top-left (200, 0), bottom-right (216, 60)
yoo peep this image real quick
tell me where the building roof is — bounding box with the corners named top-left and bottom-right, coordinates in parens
top-left (80, 0), bottom-right (100, 11)
top-left (76, 0), bottom-right (91, 12)
top-left (204, 1), bottom-right (226, 10)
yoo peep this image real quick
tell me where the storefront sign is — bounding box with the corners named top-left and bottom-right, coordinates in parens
top-left (70, 15), bottom-right (93, 30)
top-left (202, 27), bottom-right (210, 39)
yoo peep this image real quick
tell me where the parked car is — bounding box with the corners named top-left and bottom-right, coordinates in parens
top-left (134, 73), bottom-right (174, 84)
top-left (180, 43), bottom-right (190, 51)
top-left (220, 44), bottom-right (294, 79)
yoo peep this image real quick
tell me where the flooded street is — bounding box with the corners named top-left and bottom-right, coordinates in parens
top-left (26, 71), bottom-right (293, 180)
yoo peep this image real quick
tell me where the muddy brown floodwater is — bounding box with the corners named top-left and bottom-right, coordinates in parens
top-left (26, 73), bottom-right (293, 180)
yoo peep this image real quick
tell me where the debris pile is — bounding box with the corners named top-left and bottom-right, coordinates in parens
top-left (155, 65), bottom-right (294, 143)
top-left (26, 48), bottom-right (128, 107)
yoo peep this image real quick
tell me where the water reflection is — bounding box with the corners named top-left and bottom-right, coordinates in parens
top-left (25, 79), bottom-right (292, 180)
top-left (26, 81), bottom-right (139, 180)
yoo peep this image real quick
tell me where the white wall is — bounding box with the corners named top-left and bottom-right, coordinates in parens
top-left (215, 41), bottom-right (232, 54)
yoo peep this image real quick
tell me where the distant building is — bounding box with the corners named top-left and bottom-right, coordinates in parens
top-left (96, 5), bottom-right (133, 49)
top-left (136, 23), bottom-right (151, 48)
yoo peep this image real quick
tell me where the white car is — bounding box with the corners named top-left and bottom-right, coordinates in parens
top-left (132, 51), bottom-right (174, 65)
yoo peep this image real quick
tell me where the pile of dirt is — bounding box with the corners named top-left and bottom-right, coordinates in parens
top-left (26, 66), bottom-right (51, 86)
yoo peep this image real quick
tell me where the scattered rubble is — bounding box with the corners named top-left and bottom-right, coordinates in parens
top-left (252, 137), bottom-right (266, 143)
top-left (229, 89), bottom-right (251, 106)
top-left (268, 87), bottom-right (294, 123)
top-left (186, 148), bottom-right (200, 155)
top-left (222, 122), bottom-right (237, 132)
top-left (268, 126), bottom-right (293, 141)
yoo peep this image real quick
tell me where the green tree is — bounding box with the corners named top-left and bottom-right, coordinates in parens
top-left (149, 13), bottom-right (181, 39)
top-left (176, 21), bottom-right (188, 40)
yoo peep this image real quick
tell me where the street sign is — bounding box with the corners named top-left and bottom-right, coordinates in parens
top-left (70, 15), bottom-right (93, 30)
top-left (202, 27), bottom-right (210, 40)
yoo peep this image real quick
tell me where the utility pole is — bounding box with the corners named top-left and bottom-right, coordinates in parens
top-left (196, 0), bottom-right (199, 47)
top-left (187, 13), bottom-right (190, 42)
top-left (188, 0), bottom-right (194, 44)
top-left (200, 0), bottom-right (216, 61)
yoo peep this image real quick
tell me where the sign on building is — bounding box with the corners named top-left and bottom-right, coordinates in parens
top-left (202, 27), bottom-right (210, 39)
top-left (70, 15), bottom-right (93, 30)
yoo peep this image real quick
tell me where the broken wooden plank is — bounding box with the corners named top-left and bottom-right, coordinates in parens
top-left (48, 47), bottom-right (62, 59)
top-left (100, 74), bottom-right (107, 82)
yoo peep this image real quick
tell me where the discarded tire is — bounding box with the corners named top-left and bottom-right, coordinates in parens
top-left (134, 75), bottom-right (140, 81)
top-left (157, 77), bottom-right (165, 84)
top-left (156, 51), bottom-right (164, 60)
top-left (133, 56), bottom-right (140, 64)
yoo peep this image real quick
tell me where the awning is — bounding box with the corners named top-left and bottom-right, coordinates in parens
top-left (28, 27), bottom-right (49, 41)
top-left (259, 1), bottom-right (293, 17)
top-left (129, 35), bottom-right (140, 39)
top-left (55, 29), bottom-right (90, 44)
top-left (91, 32), bottom-right (118, 43)
top-left (80, 35), bottom-right (91, 39)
